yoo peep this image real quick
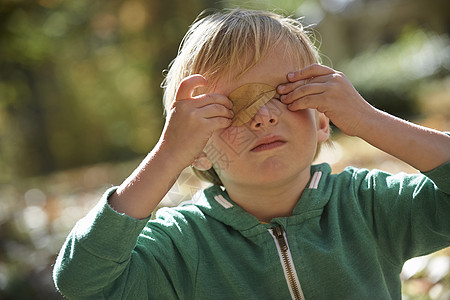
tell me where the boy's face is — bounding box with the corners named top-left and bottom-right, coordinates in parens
top-left (201, 46), bottom-right (329, 188)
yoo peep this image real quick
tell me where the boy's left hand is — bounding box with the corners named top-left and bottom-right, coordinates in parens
top-left (277, 64), bottom-right (450, 171)
top-left (277, 64), bottom-right (373, 137)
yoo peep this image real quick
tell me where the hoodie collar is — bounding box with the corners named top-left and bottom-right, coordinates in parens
top-left (193, 163), bottom-right (333, 234)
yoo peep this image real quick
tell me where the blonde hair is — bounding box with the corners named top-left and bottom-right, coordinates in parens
top-left (161, 8), bottom-right (322, 186)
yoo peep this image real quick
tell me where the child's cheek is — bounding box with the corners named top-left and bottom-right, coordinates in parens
top-left (292, 108), bottom-right (317, 128)
top-left (217, 126), bottom-right (259, 155)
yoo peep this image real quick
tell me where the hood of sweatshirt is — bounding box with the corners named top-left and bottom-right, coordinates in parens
top-left (187, 163), bottom-right (334, 237)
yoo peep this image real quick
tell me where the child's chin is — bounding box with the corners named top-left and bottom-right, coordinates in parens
top-left (256, 172), bottom-right (291, 185)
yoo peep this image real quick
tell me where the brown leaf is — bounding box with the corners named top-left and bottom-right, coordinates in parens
top-left (229, 83), bottom-right (276, 126)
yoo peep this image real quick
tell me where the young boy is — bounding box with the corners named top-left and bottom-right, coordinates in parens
top-left (53, 8), bottom-right (450, 299)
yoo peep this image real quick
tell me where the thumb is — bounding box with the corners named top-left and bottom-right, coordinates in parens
top-left (175, 74), bottom-right (208, 101)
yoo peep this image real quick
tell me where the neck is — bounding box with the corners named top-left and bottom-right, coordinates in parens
top-left (223, 167), bottom-right (311, 223)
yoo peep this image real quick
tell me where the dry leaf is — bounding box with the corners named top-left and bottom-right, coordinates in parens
top-left (229, 83), bottom-right (277, 126)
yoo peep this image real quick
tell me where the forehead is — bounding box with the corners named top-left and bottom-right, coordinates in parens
top-left (213, 46), bottom-right (303, 96)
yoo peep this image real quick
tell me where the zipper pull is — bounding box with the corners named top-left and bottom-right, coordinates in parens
top-left (274, 226), bottom-right (288, 252)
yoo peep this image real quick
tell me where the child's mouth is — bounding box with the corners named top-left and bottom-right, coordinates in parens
top-left (250, 136), bottom-right (286, 152)
top-left (251, 141), bottom-right (286, 152)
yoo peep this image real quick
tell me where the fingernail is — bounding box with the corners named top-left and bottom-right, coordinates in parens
top-left (280, 95), bottom-right (287, 102)
top-left (278, 85), bottom-right (285, 92)
top-left (288, 73), bottom-right (295, 79)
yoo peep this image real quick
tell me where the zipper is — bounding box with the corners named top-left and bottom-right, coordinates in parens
top-left (270, 225), bottom-right (305, 300)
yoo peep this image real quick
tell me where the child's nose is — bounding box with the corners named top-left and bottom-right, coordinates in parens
top-left (250, 104), bottom-right (278, 129)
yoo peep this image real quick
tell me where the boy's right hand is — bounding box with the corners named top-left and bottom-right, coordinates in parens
top-left (160, 74), bottom-right (234, 168)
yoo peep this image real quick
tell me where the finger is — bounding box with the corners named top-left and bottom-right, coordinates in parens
top-left (287, 95), bottom-right (323, 112)
top-left (204, 117), bottom-right (233, 131)
top-left (214, 117), bottom-right (233, 129)
top-left (175, 74), bottom-right (208, 101)
top-left (199, 103), bottom-right (234, 119)
top-left (280, 83), bottom-right (326, 104)
top-left (277, 74), bottom-right (335, 95)
top-left (287, 64), bottom-right (335, 82)
top-left (195, 93), bottom-right (233, 110)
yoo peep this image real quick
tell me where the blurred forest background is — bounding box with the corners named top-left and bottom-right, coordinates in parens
top-left (0, 0), bottom-right (449, 299)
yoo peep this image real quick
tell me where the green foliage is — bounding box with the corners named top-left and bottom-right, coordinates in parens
top-left (339, 28), bottom-right (450, 117)
top-left (0, 0), bottom-right (221, 181)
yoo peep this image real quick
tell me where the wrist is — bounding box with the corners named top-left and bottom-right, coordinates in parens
top-left (352, 104), bottom-right (381, 139)
top-left (151, 138), bottom-right (192, 173)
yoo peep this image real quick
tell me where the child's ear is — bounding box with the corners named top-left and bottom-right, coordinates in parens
top-left (192, 152), bottom-right (213, 171)
top-left (316, 113), bottom-right (330, 143)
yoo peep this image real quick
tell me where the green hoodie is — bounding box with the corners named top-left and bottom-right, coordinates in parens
top-left (53, 162), bottom-right (450, 299)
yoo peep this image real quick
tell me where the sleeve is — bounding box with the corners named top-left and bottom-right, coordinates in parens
top-left (422, 161), bottom-right (450, 194)
top-left (352, 162), bottom-right (450, 266)
top-left (53, 187), bottom-right (150, 299)
top-left (53, 188), bottom-right (200, 299)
